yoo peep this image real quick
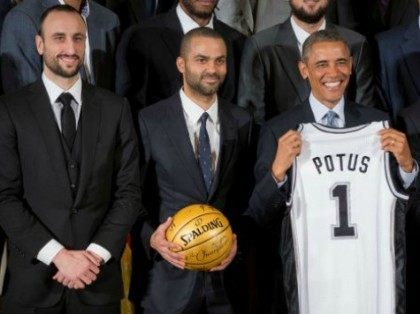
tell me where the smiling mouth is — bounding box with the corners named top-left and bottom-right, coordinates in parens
top-left (323, 81), bottom-right (342, 90)
top-left (58, 54), bottom-right (79, 63)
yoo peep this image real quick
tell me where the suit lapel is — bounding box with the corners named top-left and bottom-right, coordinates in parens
top-left (27, 80), bottom-right (72, 195)
top-left (163, 94), bottom-right (208, 199)
top-left (160, 10), bottom-right (184, 60)
top-left (300, 100), bottom-right (317, 124)
top-left (74, 82), bottom-right (100, 206)
top-left (274, 20), bottom-right (310, 102)
top-left (400, 22), bottom-right (420, 96)
top-left (344, 101), bottom-right (362, 127)
top-left (208, 101), bottom-right (237, 200)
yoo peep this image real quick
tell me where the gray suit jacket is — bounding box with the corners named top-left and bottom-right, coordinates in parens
top-left (255, 0), bottom-right (358, 33)
top-left (238, 19), bottom-right (375, 124)
top-left (0, 0), bottom-right (119, 92)
top-left (215, 0), bottom-right (254, 36)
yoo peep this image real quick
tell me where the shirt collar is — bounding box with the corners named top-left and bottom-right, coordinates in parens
top-left (290, 16), bottom-right (326, 52)
top-left (42, 73), bottom-right (83, 106)
top-left (58, 0), bottom-right (90, 18)
top-left (176, 4), bottom-right (214, 34)
top-left (309, 92), bottom-right (345, 124)
top-left (179, 88), bottom-right (218, 125)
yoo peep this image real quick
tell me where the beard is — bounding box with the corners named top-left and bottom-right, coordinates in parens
top-left (180, 0), bottom-right (218, 19)
top-left (44, 54), bottom-right (82, 78)
top-left (186, 72), bottom-right (225, 96)
top-left (290, 1), bottom-right (329, 24)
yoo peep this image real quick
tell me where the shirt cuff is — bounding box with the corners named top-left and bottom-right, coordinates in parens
top-left (272, 174), bottom-right (288, 189)
top-left (86, 243), bottom-right (112, 263)
top-left (399, 159), bottom-right (419, 189)
top-left (37, 239), bottom-right (64, 265)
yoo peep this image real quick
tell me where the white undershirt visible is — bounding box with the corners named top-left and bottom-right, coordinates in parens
top-left (37, 73), bottom-right (111, 265)
top-left (309, 93), bottom-right (345, 127)
top-left (290, 16), bottom-right (326, 54)
top-left (176, 4), bottom-right (214, 34)
top-left (179, 89), bottom-right (220, 173)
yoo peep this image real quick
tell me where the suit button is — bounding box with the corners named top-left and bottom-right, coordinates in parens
top-left (70, 184), bottom-right (76, 189)
top-left (69, 164), bottom-right (76, 169)
top-left (71, 208), bottom-right (78, 214)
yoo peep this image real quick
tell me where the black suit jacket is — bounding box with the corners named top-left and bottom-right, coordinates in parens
top-left (245, 101), bottom-right (390, 312)
top-left (376, 20), bottom-right (420, 121)
top-left (135, 93), bottom-right (252, 313)
top-left (98, 0), bottom-right (176, 32)
top-left (0, 80), bottom-right (142, 307)
top-left (123, 9), bottom-right (245, 114)
top-left (397, 102), bottom-right (420, 313)
top-left (352, 0), bottom-right (418, 41)
top-left (238, 19), bottom-right (375, 125)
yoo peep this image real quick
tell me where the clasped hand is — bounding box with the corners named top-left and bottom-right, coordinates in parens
top-left (52, 249), bottom-right (102, 289)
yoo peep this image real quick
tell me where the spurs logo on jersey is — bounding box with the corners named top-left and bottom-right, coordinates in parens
top-left (289, 121), bottom-right (408, 314)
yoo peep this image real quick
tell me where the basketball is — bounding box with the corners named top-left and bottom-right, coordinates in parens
top-left (166, 204), bottom-right (234, 271)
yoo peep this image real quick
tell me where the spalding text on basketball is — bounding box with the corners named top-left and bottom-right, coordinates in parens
top-left (180, 218), bottom-right (224, 246)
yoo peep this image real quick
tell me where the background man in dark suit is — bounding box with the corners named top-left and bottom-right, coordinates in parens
top-left (238, 0), bottom-right (374, 125)
top-left (0, 0), bottom-right (119, 93)
top-left (122, 0), bottom-right (245, 114)
top-left (353, 0), bottom-right (419, 42)
top-left (135, 27), bottom-right (252, 313)
top-left (376, 5), bottom-right (420, 121)
top-left (397, 102), bottom-right (420, 313)
top-left (245, 30), bottom-right (417, 313)
top-left (95, 0), bottom-right (176, 32)
top-left (0, 5), bottom-right (142, 312)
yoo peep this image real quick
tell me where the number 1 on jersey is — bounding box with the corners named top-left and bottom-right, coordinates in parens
top-left (331, 183), bottom-right (357, 238)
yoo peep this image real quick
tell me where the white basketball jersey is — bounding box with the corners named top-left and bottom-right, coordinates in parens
top-left (290, 121), bottom-right (408, 314)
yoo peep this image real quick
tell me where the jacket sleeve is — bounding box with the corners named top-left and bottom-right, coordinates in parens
top-left (89, 100), bottom-right (144, 258)
top-left (0, 10), bottom-right (42, 93)
top-left (245, 123), bottom-right (289, 228)
top-left (0, 100), bottom-right (53, 260)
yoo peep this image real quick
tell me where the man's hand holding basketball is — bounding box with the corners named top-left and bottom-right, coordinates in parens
top-left (150, 217), bottom-right (186, 269)
top-left (209, 234), bottom-right (237, 272)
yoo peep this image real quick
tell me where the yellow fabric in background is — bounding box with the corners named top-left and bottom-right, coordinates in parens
top-left (121, 242), bottom-right (134, 314)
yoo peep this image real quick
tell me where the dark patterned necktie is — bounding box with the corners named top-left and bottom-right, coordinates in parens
top-left (198, 112), bottom-right (213, 193)
top-left (57, 92), bottom-right (76, 149)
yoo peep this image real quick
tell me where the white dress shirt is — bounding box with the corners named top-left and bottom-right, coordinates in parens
top-left (290, 16), bottom-right (326, 54)
top-left (309, 93), bottom-right (345, 127)
top-left (37, 73), bottom-right (111, 265)
top-left (180, 89), bottom-right (220, 173)
top-left (176, 4), bottom-right (214, 34)
top-left (58, 0), bottom-right (94, 83)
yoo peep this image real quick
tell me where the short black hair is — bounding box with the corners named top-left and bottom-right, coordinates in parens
top-left (301, 29), bottom-right (351, 62)
top-left (179, 27), bottom-right (226, 58)
top-left (38, 4), bottom-right (84, 36)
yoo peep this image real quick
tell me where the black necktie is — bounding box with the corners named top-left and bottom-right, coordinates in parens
top-left (198, 112), bottom-right (213, 193)
top-left (57, 92), bottom-right (76, 150)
